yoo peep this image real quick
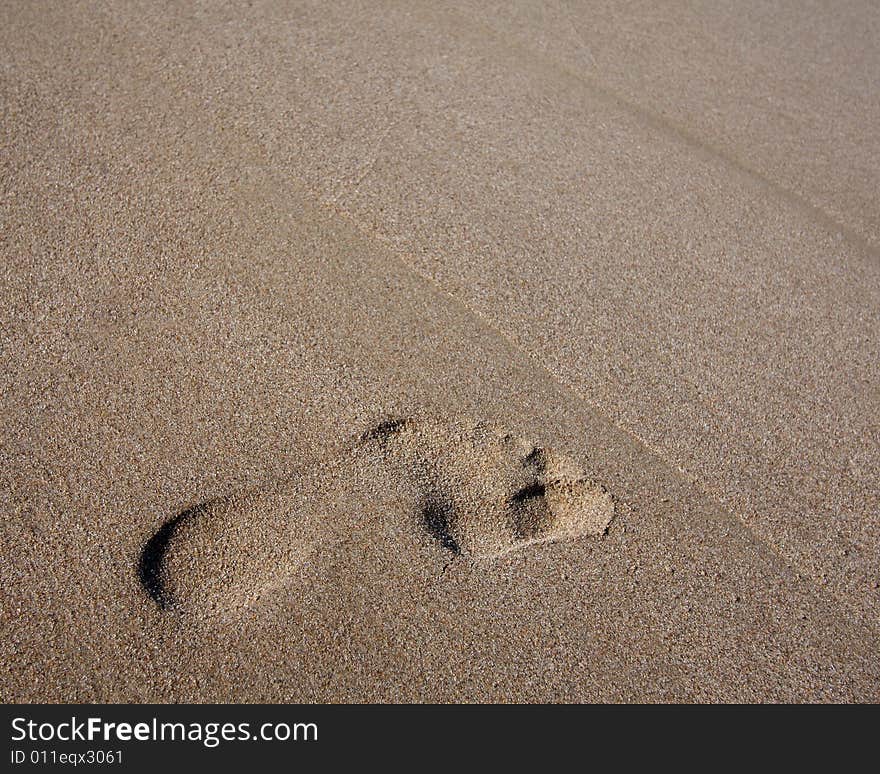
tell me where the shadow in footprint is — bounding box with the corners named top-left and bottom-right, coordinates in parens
top-left (138, 503), bottom-right (206, 610)
top-left (421, 496), bottom-right (461, 555)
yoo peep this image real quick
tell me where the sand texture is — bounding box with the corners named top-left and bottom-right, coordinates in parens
top-left (1, 1), bottom-right (879, 702)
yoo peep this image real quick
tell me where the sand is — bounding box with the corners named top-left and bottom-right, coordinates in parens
top-left (1, 1), bottom-right (878, 702)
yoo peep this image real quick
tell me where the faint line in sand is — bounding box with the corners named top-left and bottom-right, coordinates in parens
top-left (328, 116), bottom-right (402, 205)
top-left (455, 4), bottom-right (880, 262)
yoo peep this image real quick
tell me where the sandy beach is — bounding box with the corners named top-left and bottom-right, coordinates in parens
top-left (2, 1), bottom-right (878, 702)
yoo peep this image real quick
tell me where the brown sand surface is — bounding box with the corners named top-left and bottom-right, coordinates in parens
top-left (1, 2), bottom-right (878, 702)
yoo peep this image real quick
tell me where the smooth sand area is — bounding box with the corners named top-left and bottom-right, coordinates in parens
top-left (2, 2), bottom-right (878, 702)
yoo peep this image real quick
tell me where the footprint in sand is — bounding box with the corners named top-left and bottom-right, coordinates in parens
top-left (139, 417), bottom-right (614, 616)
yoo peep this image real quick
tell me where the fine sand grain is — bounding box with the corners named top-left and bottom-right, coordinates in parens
top-left (1, 1), bottom-right (878, 702)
